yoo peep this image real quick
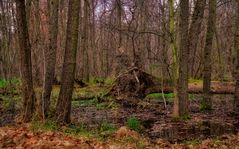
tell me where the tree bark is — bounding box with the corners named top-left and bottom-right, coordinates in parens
top-left (116, 0), bottom-right (122, 48)
top-left (234, 1), bottom-right (239, 114)
top-left (161, 0), bottom-right (170, 78)
top-left (42, 0), bottom-right (59, 118)
top-left (202, 0), bottom-right (216, 110)
top-left (188, 0), bottom-right (206, 77)
top-left (173, 0), bottom-right (189, 117)
top-left (169, 0), bottom-right (178, 106)
top-left (32, 0), bottom-right (42, 86)
top-left (82, 0), bottom-right (89, 81)
top-left (15, 0), bottom-right (35, 122)
top-left (55, 0), bottom-right (80, 124)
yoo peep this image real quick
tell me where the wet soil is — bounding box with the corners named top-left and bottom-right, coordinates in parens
top-left (0, 99), bottom-right (16, 127)
top-left (0, 85), bottom-right (238, 143)
top-left (71, 94), bottom-right (238, 143)
top-left (0, 110), bottom-right (16, 127)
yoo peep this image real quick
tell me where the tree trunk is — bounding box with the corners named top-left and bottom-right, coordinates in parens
top-left (42, 0), bottom-right (59, 118)
top-left (202, 0), bottom-right (216, 110)
top-left (169, 0), bottom-right (178, 107)
top-left (188, 0), bottom-right (206, 77)
top-left (90, 0), bottom-right (97, 77)
top-left (82, 0), bottom-right (89, 81)
top-left (15, 0), bottom-right (35, 122)
top-left (116, 0), bottom-right (122, 48)
top-left (234, 1), bottom-right (239, 114)
top-left (32, 0), bottom-right (43, 86)
top-left (173, 0), bottom-right (189, 117)
top-left (55, 0), bottom-right (80, 124)
top-left (161, 0), bottom-right (170, 78)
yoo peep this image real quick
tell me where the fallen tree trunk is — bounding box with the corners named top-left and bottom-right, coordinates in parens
top-left (108, 67), bottom-right (235, 98)
top-left (146, 82), bottom-right (235, 94)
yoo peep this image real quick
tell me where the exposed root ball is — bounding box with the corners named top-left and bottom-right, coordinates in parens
top-left (109, 67), bottom-right (157, 98)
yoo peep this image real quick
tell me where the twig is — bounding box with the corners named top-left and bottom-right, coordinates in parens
top-left (113, 66), bottom-right (138, 82)
top-left (161, 70), bottom-right (167, 109)
top-left (104, 67), bottom-right (138, 96)
top-left (133, 70), bottom-right (140, 83)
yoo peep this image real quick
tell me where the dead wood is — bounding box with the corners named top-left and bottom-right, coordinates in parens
top-left (108, 67), bottom-right (235, 99)
top-left (108, 67), bottom-right (157, 98)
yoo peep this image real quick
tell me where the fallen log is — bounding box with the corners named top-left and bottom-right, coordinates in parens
top-left (146, 82), bottom-right (235, 94)
top-left (108, 67), bottom-right (235, 98)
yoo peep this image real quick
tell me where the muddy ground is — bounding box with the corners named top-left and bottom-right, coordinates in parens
top-left (71, 93), bottom-right (238, 143)
top-left (0, 84), bottom-right (238, 147)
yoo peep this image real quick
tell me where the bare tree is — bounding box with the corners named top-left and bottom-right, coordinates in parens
top-left (234, 0), bottom-right (239, 114)
top-left (173, 0), bottom-right (190, 117)
top-left (15, 0), bottom-right (35, 122)
top-left (55, 0), bottom-right (80, 123)
top-left (82, 0), bottom-right (90, 81)
top-left (169, 0), bottom-right (178, 106)
top-left (188, 0), bottom-right (206, 77)
top-left (202, 0), bottom-right (216, 110)
top-left (42, 0), bottom-right (59, 118)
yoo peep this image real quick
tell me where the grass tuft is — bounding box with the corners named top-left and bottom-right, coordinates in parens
top-left (30, 119), bottom-right (59, 131)
top-left (0, 78), bottom-right (20, 88)
top-left (126, 116), bottom-right (142, 133)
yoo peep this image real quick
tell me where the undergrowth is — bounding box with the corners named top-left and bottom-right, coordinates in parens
top-left (30, 119), bottom-right (117, 140)
top-left (30, 119), bottom-right (59, 131)
top-left (146, 92), bottom-right (195, 102)
top-left (86, 77), bottom-right (114, 86)
top-left (0, 78), bottom-right (20, 88)
top-left (126, 116), bottom-right (142, 133)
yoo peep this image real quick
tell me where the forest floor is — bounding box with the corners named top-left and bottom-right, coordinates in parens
top-left (0, 79), bottom-right (239, 148)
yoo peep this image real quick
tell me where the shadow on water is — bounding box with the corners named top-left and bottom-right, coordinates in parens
top-left (149, 120), bottom-right (237, 143)
top-left (70, 92), bottom-right (238, 143)
top-left (147, 94), bottom-right (238, 143)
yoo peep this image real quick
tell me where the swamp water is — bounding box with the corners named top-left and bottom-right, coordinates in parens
top-left (147, 94), bottom-right (238, 142)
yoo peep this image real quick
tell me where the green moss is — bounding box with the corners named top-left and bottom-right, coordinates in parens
top-left (183, 139), bottom-right (200, 146)
top-left (63, 123), bottom-right (94, 138)
top-left (64, 121), bottom-right (116, 140)
top-left (126, 116), bottom-right (142, 133)
top-left (87, 77), bottom-right (103, 85)
top-left (0, 78), bottom-right (20, 88)
top-left (180, 113), bottom-right (191, 121)
top-left (1, 96), bottom-right (16, 112)
top-left (146, 92), bottom-right (195, 102)
top-left (189, 78), bottom-right (203, 84)
top-left (0, 93), bottom-right (21, 112)
top-left (146, 93), bottom-right (174, 103)
top-left (104, 78), bottom-right (114, 85)
top-left (72, 85), bottom-right (108, 100)
top-left (172, 113), bottom-right (191, 121)
top-left (72, 97), bottom-right (118, 110)
top-left (30, 119), bottom-right (59, 131)
top-left (146, 92), bottom-right (174, 98)
top-left (200, 103), bottom-right (212, 111)
top-left (75, 98), bottom-right (98, 107)
top-left (30, 120), bottom-right (96, 139)
top-left (97, 121), bottom-right (116, 139)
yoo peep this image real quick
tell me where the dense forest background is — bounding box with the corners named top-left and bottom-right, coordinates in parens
top-left (0, 0), bottom-right (237, 82)
top-left (0, 0), bottom-right (239, 148)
